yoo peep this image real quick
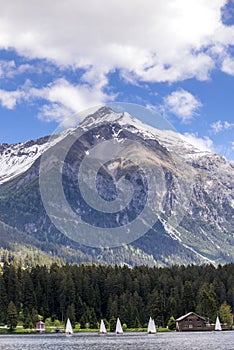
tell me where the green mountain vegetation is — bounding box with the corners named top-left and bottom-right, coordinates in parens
top-left (0, 262), bottom-right (233, 329)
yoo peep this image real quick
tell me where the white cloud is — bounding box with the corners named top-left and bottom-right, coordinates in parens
top-left (38, 78), bottom-right (115, 119)
top-left (232, 141), bottom-right (234, 150)
top-left (222, 56), bottom-right (234, 75)
top-left (0, 60), bottom-right (15, 78)
top-left (211, 120), bottom-right (223, 133)
top-left (37, 103), bottom-right (73, 123)
top-left (0, 59), bottom-right (52, 79)
top-left (164, 89), bottom-right (202, 122)
top-left (210, 119), bottom-right (234, 134)
top-left (0, 77), bottom-right (114, 122)
top-left (0, 89), bottom-right (25, 109)
top-left (182, 132), bottom-right (215, 152)
top-left (0, 0), bottom-right (234, 124)
top-left (0, 0), bottom-right (232, 84)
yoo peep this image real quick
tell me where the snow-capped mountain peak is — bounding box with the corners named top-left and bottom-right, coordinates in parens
top-left (0, 106), bottom-right (222, 185)
top-left (79, 106), bottom-right (212, 161)
top-left (0, 106), bottom-right (233, 266)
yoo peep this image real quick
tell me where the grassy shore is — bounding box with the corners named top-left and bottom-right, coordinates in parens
top-left (0, 326), bottom-right (171, 334)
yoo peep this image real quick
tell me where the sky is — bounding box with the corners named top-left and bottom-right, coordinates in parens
top-left (0, 0), bottom-right (234, 160)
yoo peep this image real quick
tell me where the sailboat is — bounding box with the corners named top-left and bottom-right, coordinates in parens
top-left (147, 317), bottom-right (156, 334)
top-left (65, 318), bottom-right (73, 335)
top-left (215, 316), bottom-right (222, 331)
top-left (99, 319), bottom-right (107, 334)
top-left (115, 317), bottom-right (123, 334)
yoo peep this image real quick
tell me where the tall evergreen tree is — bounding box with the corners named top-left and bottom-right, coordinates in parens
top-left (219, 301), bottom-right (233, 325)
top-left (182, 281), bottom-right (196, 313)
top-left (0, 274), bottom-right (8, 323)
top-left (7, 301), bottom-right (18, 330)
top-left (23, 308), bottom-right (33, 329)
top-left (66, 304), bottom-right (76, 326)
top-left (109, 316), bottom-right (116, 332)
top-left (196, 284), bottom-right (218, 322)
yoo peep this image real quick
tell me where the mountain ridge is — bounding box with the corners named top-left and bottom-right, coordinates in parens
top-left (0, 106), bottom-right (233, 266)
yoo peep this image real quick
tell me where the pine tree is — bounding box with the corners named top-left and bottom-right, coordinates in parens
top-left (31, 308), bottom-right (39, 326)
top-left (167, 316), bottom-right (176, 330)
top-left (219, 301), bottom-right (233, 325)
top-left (22, 271), bottom-right (36, 312)
top-left (182, 281), bottom-right (195, 313)
top-left (79, 304), bottom-right (91, 328)
top-left (89, 307), bottom-right (98, 329)
top-left (109, 316), bottom-right (116, 332)
top-left (196, 284), bottom-right (218, 323)
top-left (23, 308), bottom-right (33, 329)
top-left (66, 304), bottom-right (76, 326)
top-left (7, 301), bottom-right (18, 330)
top-left (107, 295), bottom-right (118, 319)
top-left (133, 316), bottom-right (141, 328)
top-left (0, 275), bottom-right (8, 324)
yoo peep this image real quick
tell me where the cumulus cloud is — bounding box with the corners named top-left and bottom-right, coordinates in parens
top-left (0, 1), bottom-right (234, 124)
top-left (182, 132), bottom-right (215, 152)
top-left (164, 89), bottom-right (202, 122)
top-left (0, 77), bottom-right (114, 122)
top-left (0, 89), bottom-right (26, 109)
top-left (222, 56), bottom-right (234, 75)
top-left (37, 103), bottom-right (73, 123)
top-left (0, 0), bottom-right (233, 85)
top-left (37, 78), bottom-right (115, 120)
top-left (210, 119), bottom-right (234, 134)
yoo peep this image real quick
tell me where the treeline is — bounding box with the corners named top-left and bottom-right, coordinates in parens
top-left (0, 263), bottom-right (233, 329)
top-left (0, 247), bottom-right (65, 268)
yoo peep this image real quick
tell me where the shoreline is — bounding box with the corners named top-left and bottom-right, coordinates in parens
top-left (0, 327), bottom-right (171, 335)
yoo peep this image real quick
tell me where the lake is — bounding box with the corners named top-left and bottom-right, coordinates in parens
top-left (0, 332), bottom-right (233, 350)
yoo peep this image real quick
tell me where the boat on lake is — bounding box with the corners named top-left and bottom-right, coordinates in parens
top-left (215, 316), bottom-right (222, 331)
top-left (115, 317), bottom-right (123, 334)
top-left (147, 317), bottom-right (156, 334)
top-left (99, 319), bottom-right (107, 334)
top-left (65, 318), bottom-right (73, 336)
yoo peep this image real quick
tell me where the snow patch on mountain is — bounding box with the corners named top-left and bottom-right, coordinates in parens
top-left (79, 106), bottom-right (212, 161)
top-left (0, 131), bottom-right (70, 185)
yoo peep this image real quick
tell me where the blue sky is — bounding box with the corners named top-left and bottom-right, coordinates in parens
top-left (0, 0), bottom-right (234, 160)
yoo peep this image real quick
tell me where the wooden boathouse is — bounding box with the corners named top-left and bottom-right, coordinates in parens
top-left (176, 312), bottom-right (207, 331)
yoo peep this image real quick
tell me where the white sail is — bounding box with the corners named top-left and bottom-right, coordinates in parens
top-left (147, 317), bottom-right (152, 333)
top-left (99, 319), bottom-right (107, 334)
top-left (115, 317), bottom-right (123, 334)
top-left (215, 316), bottom-right (222, 331)
top-left (65, 318), bottom-right (73, 335)
top-left (147, 317), bottom-right (156, 334)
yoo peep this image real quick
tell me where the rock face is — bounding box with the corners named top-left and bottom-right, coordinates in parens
top-left (0, 106), bottom-right (233, 266)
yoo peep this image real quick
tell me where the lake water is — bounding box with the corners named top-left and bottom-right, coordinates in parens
top-left (0, 332), bottom-right (233, 350)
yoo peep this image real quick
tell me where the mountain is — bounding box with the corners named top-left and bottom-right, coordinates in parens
top-left (0, 106), bottom-right (233, 266)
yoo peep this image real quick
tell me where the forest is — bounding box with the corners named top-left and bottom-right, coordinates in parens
top-left (0, 262), bottom-right (233, 330)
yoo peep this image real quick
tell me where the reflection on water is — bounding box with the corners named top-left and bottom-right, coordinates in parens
top-left (0, 332), bottom-right (233, 350)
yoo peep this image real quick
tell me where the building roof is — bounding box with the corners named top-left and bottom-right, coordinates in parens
top-left (176, 312), bottom-right (206, 322)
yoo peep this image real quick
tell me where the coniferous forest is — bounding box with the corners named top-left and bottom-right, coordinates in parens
top-left (0, 262), bottom-right (233, 329)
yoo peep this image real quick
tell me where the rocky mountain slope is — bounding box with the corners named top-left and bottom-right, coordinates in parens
top-left (0, 106), bottom-right (233, 266)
